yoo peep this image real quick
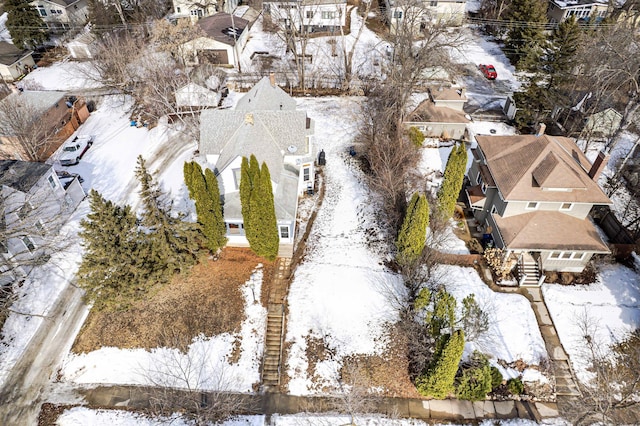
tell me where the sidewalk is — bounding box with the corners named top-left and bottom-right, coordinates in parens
top-left (78, 385), bottom-right (560, 422)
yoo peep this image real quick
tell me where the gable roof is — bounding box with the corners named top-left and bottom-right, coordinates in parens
top-left (0, 160), bottom-right (51, 192)
top-left (475, 134), bottom-right (611, 204)
top-left (0, 41), bottom-right (32, 66)
top-left (196, 13), bottom-right (249, 47)
top-left (429, 86), bottom-right (467, 102)
top-left (200, 109), bottom-right (312, 184)
top-left (408, 99), bottom-right (470, 124)
top-left (235, 76), bottom-right (298, 111)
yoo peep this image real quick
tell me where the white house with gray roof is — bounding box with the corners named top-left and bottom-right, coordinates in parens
top-left (0, 160), bottom-right (84, 285)
top-left (199, 74), bottom-right (315, 257)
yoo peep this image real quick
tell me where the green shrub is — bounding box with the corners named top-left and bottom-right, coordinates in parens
top-left (490, 366), bottom-right (503, 390)
top-left (456, 364), bottom-right (492, 401)
top-left (396, 192), bottom-right (429, 265)
top-left (408, 126), bottom-right (425, 147)
top-left (507, 377), bottom-right (524, 395)
top-left (436, 142), bottom-right (468, 220)
top-left (416, 330), bottom-right (465, 399)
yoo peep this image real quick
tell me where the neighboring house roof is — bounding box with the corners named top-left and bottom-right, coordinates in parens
top-left (235, 76), bottom-right (298, 111)
top-left (196, 13), bottom-right (249, 47)
top-left (175, 82), bottom-right (220, 107)
top-left (0, 91), bottom-right (67, 137)
top-left (475, 134), bottom-right (612, 204)
top-left (430, 86), bottom-right (467, 102)
top-left (549, 0), bottom-right (607, 8)
top-left (408, 99), bottom-right (470, 124)
top-left (493, 211), bottom-right (609, 252)
top-left (0, 41), bottom-right (32, 66)
top-left (0, 160), bottom-right (51, 192)
top-left (37, 0), bottom-right (82, 7)
top-left (68, 31), bottom-right (96, 46)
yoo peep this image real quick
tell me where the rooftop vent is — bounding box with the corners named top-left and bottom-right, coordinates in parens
top-left (287, 145), bottom-right (298, 154)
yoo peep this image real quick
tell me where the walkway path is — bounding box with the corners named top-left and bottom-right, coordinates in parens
top-left (77, 384), bottom-right (561, 422)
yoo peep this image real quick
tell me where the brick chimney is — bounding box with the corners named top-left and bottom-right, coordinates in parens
top-left (588, 150), bottom-right (610, 180)
top-left (535, 123), bottom-right (546, 137)
top-left (269, 72), bottom-right (276, 87)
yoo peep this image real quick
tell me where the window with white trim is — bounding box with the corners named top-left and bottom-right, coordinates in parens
top-left (549, 251), bottom-right (561, 259)
top-left (571, 252), bottom-right (585, 260)
top-left (322, 11), bottom-right (336, 19)
top-left (303, 167), bottom-right (310, 182)
top-left (491, 205), bottom-right (497, 214)
top-left (279, 225), bottom-right (290, 239)
top-left (38, 7), bottom-right (47, 16)
top-left (232, 168), bottom-right (241, 190)
top-left (306, 10), bottom-right (314, 18)
top-left (393, 10), bottom-right (403, 19)
top-left (526, 201), bottom-right (539, 210)
top-left (22, 236), bottom-right (35, 253)
top-left (48, 174), bottom-right (57, 189)
top-left (560, 202), bottom-right (573, 211)
top-left (35, 220), bottom-right (46, 236)
top-left (561, 252), bottom-right (572, 260)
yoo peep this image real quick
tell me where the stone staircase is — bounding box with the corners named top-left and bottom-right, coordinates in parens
top-left (261, 257), bottom-right (291, 390)
top-left (517, 253), bottom-right (541, 286)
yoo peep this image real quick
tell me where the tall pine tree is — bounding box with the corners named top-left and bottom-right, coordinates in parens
top-left (136, 156), bottom-right (199, 279)
top-left (78, 190), bottom-right (151, 311)
top-left (239, 155), bottom-right (279, 261)
top-left (183, 161), bottom-right (227, 253)
top-left (396, 192), bottom-right (430, 265)
top-left (437, 143), bottom-right (468, 220)
top-left (5, 0), bottom-right (47, 49)
top-left (504, 0), bottom-right (548, 70)
top-left (544, 16), bottom-right (582, 90)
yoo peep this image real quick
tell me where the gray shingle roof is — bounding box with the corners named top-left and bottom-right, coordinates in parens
top-left (0, 91), bottom-right (67, 120)
top-left (236, 76), bottom-right (298, 111)
top-left (0, 41), bottom-right (32, 66)
top-left (0, 160), bottom-right (51, 192)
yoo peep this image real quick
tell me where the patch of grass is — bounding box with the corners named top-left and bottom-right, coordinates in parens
top-left (72, 247), bottom-right (274, 353)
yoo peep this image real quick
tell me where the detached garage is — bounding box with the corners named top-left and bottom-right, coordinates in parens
top-left (181, 13), bottom-right (250, 69)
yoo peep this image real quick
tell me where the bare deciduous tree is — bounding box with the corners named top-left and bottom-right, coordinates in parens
top-left (0, 96), bottom-right (62, 162)
top-left (143, 327), bottom-right (253, 424)
top-left (561, 311), bottom-right (640, 425)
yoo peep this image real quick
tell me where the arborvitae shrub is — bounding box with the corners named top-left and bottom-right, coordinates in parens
top-left (456, 364), bottom-right (493, 401)
top-left (507, 377), bottom-right (524, 395)
top-left (490, 366), bottom-right (503, 390)
top-left (416, 330), bottom-right (465, 399)
top-left (408, 126), bottom-right (425, 147)
top-left (396, 192), bottom-right (429, 265)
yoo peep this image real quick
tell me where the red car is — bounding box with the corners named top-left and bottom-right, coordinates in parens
top-left (479, 64), bottom-right (497, 80)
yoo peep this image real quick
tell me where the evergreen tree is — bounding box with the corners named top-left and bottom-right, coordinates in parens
top-left (504, 0), bottom-right (548, 70)
top-left (396, 192), bottom-right (429, 265)
top-left (239, 155), bottom-right (279, 261)
top-left (183, 161), bottom-right (227, 253)
top-left (78, 190), bottom-right (150, 311)
top-left (4, 0), bottom-right (47, 49)
top-left (456, 363), bottom-right (493, 401)
top-left (136, 156), bottom-right (198, 280)
top-left (544, 16), bottom-right (582, 90)
top-left (513, 76), bottom-right (552, 131)
top-left (416, 330), bottom-right (465, 398)
top-left (437, 143), bottom-right (468, 220)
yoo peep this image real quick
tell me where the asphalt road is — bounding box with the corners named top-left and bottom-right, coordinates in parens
top-left (0, 282), bottom-right (89, 425)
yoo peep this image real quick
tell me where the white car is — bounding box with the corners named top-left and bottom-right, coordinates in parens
top-left (59, 135), bottom-right (94, 166)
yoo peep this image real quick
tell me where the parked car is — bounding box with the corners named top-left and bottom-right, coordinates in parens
top-left (479, 64), bottom-right (497, 80)
top-left (59, 135), bottom-right (94, 166)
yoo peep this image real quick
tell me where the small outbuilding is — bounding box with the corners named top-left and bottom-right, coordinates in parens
top-left (0, 41), bottom-right (35, 82)
top-left (66, 32), bottom-right (97, 59)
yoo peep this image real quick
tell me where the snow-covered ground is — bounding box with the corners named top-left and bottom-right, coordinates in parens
top-left (543, 262), bottom-right (640, 382)
top-left (56, 407), bottom-right (570, 426)
top-left (0, 13), bottom-right (638, 422)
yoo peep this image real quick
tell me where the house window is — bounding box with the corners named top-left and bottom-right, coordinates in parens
top-left (303, 166), bottom-right (310, 182)
top-left (233, 168), bottom-right (241, 189)
top-left (38, 7), bottom-right (47, 16)
top-left (22, 236), bottom-right (35, 253)
top-left (35, 220), bottom-right (46, 236)
top-left (279, 225), bottom-right (290, 239)
top-left (322, 11), bottom-right (336, 19)
top-left (393, 10), bottom-right (403, 19)
top-left (176, 6), bottom-right (181, 12)
top-left (491, 205), bottom-right (497, 214)
top-left (48, 174), bottom-right (57, 189)
top-left (228, 223), bottom-right (243, 235)
top-left (571, 252), bottom-right (585, 260)
top-left (430, 0), bottom-right (438, 6)
top-left (306, 10), bottom-right (314, 18)
top-left (549, 251), bottom-right (561, 259)
top-left (190, 9), bottom-right (203, 17)
top-left (526, 201), bottom-right (539, 210)
top-left (560, 202), bottom-right (573, 211)
top-left (561, 252), bottom-right (572, 259)
top-left (0, 241), bottom-right (7, 254)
